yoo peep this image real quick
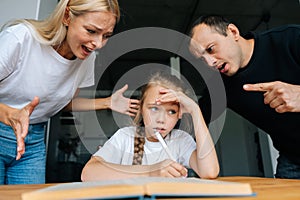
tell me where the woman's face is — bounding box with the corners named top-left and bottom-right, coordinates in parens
top-left (142, 85), bottom-right (180, 141)
top-left (60, 11), bottom-right (116, 60)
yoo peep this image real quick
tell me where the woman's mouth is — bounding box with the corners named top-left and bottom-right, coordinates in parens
top-left (82, 45), bottom-right (93, 55)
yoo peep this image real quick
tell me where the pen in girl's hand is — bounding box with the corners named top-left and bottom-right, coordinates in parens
top-left (154, 131), bottom-right (175, 161)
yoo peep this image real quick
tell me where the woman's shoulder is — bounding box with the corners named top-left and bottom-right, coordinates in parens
top-left (2, 23), bottom-right (33, 41)
top-left (4, 23), bottom-right (29, 33)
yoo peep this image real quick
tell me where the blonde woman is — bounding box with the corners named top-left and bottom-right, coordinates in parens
top-left (0, 0), bottom-right (138, 184)
top-left (81, 71), bottom-right (219, 181)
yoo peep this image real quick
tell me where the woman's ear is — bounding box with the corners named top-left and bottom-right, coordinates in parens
top-left (62, 6), bottom-right (71, 26)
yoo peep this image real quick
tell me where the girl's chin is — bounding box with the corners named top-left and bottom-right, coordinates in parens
top-left (147, 136), bottom-right (158, 142)
top-left (159, 131), bottom-right (169, 137)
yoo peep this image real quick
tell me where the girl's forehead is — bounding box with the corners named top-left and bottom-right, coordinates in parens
top-left (144, 85), bottom-right (179, 107)
top-left (145, 85), bottom-right (165, 97)
top-left (150, 85), bottom-right (166, 91)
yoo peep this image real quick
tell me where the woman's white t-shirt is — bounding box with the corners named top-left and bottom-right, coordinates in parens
top-left (93, 126), bottom-right (196, 167)
top-left (0, 24), bottom-right (95, 124)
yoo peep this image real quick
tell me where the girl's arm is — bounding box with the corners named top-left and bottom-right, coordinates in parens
top-left (188, 106), bottom-right (219, 179)
top-left (81, 156), bottom-right (188, 181)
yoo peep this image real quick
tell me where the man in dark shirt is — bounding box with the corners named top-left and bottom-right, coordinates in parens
top-left (189, 15), bottom-right (300, 179)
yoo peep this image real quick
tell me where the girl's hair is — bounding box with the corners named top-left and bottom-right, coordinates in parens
top-left (189, 15), bottom-right (231, 37)
top-left (132, 71), bottom-right (192, 165)
top-left (2, 0), bottom-right (120, 46)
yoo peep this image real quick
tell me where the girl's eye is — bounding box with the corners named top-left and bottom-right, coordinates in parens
top-left (150, 106), bottom-right (159, 112)
top-left (168, 110), bottom-right (177, 115)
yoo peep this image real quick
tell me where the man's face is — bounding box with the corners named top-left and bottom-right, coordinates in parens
top-left (189, 23), bottom-right (243, 76)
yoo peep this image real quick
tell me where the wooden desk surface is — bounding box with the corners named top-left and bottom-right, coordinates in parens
top-left (0, 176), bottom-right (299, 200)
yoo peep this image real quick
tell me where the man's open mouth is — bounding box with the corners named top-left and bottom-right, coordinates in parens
top-left (218, 63), bottom-right (226, 71)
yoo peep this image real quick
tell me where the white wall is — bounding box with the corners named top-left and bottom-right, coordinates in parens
top-left (0, 0), bottom-right (57, 27)
top-left (0, 0), bottom-right (40, 27)
top-left (38, 0), bottom-right (58, 20)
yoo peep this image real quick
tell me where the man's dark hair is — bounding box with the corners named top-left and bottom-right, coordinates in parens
top-left (189, 15), bottom-right (231, 37)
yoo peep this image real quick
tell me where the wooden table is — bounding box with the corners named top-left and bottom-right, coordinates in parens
top-left (0, 176), bottom-right (299, 200)
top-left (214, 176), bottom-right (300, 200)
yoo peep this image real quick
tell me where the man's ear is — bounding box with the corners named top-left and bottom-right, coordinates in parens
top-left (227, 23), bottom-right (240, 40)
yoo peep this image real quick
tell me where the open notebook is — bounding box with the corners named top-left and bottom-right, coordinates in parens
top-left (22, 177), bottom-right (255, 200)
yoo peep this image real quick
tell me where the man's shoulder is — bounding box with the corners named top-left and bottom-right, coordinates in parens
top-left (261, 24), bottom-right (300, 36)
top-left (245, 24), bottom-right (300, 39)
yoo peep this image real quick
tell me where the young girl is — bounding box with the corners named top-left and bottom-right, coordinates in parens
top-left (81, 72), bottom-right (219, 181)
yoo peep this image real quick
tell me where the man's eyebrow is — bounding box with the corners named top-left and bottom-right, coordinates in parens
top-left (190, 43), bottom-right (206, 56)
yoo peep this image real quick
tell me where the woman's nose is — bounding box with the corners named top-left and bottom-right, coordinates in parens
top-left (92, 35), bottom-right (104, 49)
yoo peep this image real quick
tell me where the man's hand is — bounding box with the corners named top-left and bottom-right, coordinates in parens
top-left (111, 84), bottom-right (139, 116)
top-left (243, 81), bottom-right (300, 113)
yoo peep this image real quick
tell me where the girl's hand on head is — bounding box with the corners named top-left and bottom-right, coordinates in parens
top-left (149, 159), bottom-right (188, 178)
top-left (156, 88), bottom-right (198, 115)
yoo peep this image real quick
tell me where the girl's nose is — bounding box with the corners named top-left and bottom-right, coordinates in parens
top-left (156, 110), bottom-right (166, 124)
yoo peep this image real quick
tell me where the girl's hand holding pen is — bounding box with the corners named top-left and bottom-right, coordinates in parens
top-left (149, 159), bottom-right (188, 178)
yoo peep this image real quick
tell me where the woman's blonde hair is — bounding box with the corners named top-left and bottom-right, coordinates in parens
top-left (2, 0), bottom-right (120, 46)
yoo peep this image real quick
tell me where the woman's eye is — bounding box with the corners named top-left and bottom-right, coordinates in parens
top-left (103, 34), bottom-right (112, 39)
